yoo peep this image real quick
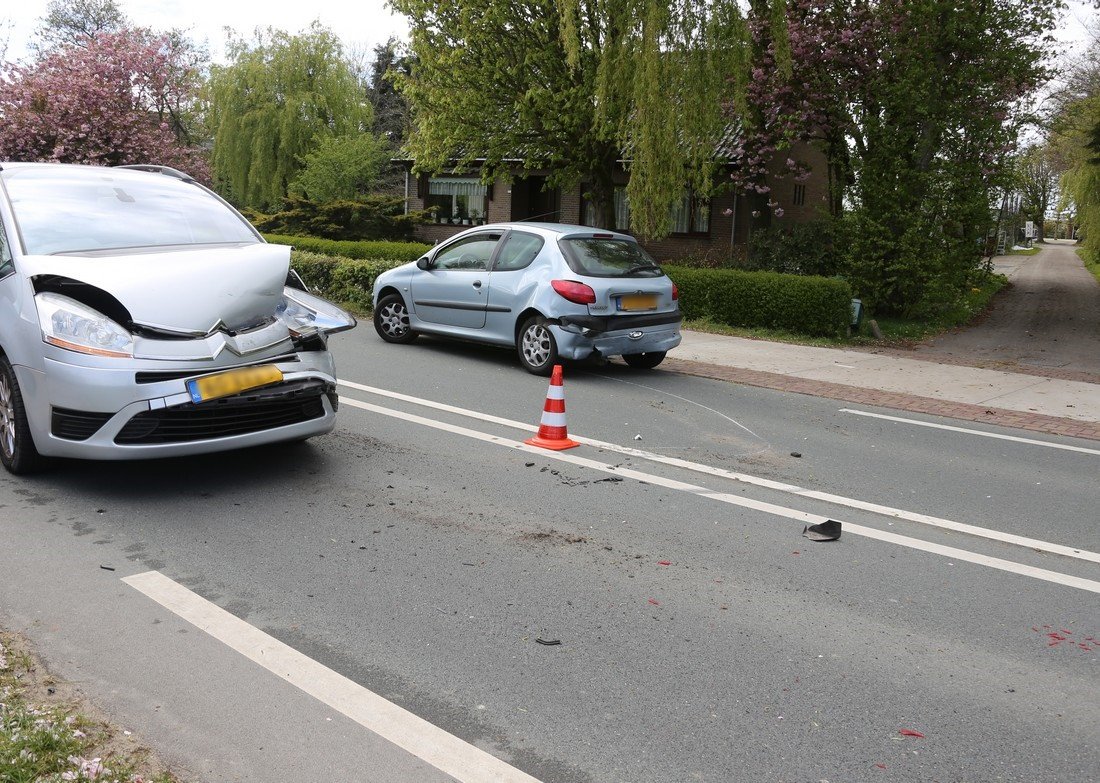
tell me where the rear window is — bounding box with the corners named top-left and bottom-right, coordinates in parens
top-left (3, 167), bottom-right (260, 255)
top-left (559, 237), bottom-right (664, 278)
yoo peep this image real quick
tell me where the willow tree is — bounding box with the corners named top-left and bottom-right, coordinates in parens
top-left (206, 23), bottom-right (373, 210)
top-left (390, 0), bottom-right (747, 239)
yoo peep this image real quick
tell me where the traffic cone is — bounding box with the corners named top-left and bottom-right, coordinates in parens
top-left (525, 364), bottom-right (580, 450)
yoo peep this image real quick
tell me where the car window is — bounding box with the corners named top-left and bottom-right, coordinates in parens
top-left (0, 219), bottom-right (12, 277)
top-left (559, 237), bottom-right (664, 278)
top-left (493, 231), bottom-right (543, 272)
top-left (433, 233), bottom-right (502, 271)
top-left (4, 168), bottom-right (259, 255)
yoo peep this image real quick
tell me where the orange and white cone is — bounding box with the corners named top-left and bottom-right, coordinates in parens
top-left (524, 364), bottom-right (580, 450)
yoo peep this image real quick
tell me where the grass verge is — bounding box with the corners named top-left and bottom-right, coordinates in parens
top-left (1081, 247), bottom-right (1100, 285)
top-left (0, 632), bottom-right (181, 783)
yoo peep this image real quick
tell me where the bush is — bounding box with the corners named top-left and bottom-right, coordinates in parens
top-left (289, 250), bottom-right (405, 309)
top-left (268, 234), bottom-right (431, 264)
top-left (249, 195), bottom-right (432, 241)
top-left (665, 265), bottom-right (853, 337)
top-left (745, 220), bottom-right (840, 276)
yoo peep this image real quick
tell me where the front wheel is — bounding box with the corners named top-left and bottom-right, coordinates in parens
top-left (0, 356), bottom-right (45, 474)
top-left (517, 317), bottom-right (558, 376)
top-left (373, 294), bottom-right (418, 344)
top-left (622, 351), bottom-right (666, 369)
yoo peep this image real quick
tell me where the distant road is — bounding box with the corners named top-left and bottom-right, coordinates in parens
top-left (912, 240), bottom-right (1100, 376)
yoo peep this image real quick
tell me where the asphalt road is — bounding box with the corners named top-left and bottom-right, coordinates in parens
top-left (2, 328), bottom-right (1098, 782)
top-left (913, 240), bottom-right (1100, 376)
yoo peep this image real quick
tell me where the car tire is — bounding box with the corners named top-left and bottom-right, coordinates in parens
top-left (0, 356), bottom-right (45, 475)
top-left (517, 317), bottom-right (559, 376)
top-left (622, 351), bottom-right (666, 369)
top-left (374, 294), bottom-right (418, 344)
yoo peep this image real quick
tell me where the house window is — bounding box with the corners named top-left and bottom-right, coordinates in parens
top-left (582, 185), bottom-right (708, 235)
top-left (426, 177), bottom-right (488, 223)
top-left (670, 191), bottom-right (710, 235)
top-left (582, 186), bottom-right (630, 231)
top-left (793, 184), bottom-right (806, 207)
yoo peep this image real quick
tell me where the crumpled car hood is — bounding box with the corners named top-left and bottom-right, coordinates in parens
top-left (21, 243), bottom-right (290, 334)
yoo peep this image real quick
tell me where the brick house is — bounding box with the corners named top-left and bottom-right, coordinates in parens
top-left (396, 140), bottom-right (831, 262)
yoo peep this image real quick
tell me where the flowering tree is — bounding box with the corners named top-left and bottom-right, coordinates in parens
top-left (730, 0), bottom-right (1061, 315)
top-left (0, 29), bottom-right (208, 177)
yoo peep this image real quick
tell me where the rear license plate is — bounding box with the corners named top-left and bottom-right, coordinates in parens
top-left (186, 365), bottom-right (283, 404)
top-left (617, 293), bottom-right (658, 311)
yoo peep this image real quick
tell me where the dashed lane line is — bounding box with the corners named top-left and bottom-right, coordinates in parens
top-left (338, 394), bottom-right (1100, 594)
top-left (336, 380), bottom-right (1100, 566)
top-left (122, 570), bottom-right (542, 783)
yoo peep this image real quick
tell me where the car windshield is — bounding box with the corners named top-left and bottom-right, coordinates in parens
top-left (3, 167), bottom-right (259, 255)
top-left (559, 237), bottom-right (664, 277)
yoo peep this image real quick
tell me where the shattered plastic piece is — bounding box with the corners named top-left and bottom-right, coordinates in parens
top-left (634, 434), bottom-right (642, 441)
top-left (658, 560), bottom-right (671, 566)
top-left (648, 598), bottom-right (660, 606)
top-left (535, 637), bottom-right (562, 646)
top-left (802, 520), bottom-right (842, 541)
top-left (525, 462), bottom-right (535, 467)
top-left (790, 452), bottom-right (802, 458)
top-left (875, 763), bottom-right (887, 770)
top-left (898, 729), bottom-right (925, 738)
top-left (99, 565), bottom-right (116, 571)
top-left (594, 477), bottom-right (624, 483)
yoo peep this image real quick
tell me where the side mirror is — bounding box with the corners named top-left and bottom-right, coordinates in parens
top-left (416, 257), bottom-right (432, 270)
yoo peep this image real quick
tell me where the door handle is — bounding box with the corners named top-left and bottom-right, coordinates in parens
top-left (472, 280), bottom-right (483, 289)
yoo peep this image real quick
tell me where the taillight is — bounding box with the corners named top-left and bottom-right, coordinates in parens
top-left (672, 283), bottom-right (679, 301)
top-left (551, 279), bottom-right (596, 304)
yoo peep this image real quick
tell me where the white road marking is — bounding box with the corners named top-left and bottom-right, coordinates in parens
top-left (840, 408), bottom-right (1100, 456)
top-left (337, 380), bottom-right (1100, 565)
top-left (339, 395), bottom-right (1100, 594)
top-left (122, 570), bottom-right (542, 783)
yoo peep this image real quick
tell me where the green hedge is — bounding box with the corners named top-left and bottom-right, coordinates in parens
top-left (290, 251), bottom-right (405, 310)
top-left (266, 233), bottom-right (431, 264)
top-left (288, 243), bottom-right (853, 337)
top-left (665, 265), bottom-right (853, 337)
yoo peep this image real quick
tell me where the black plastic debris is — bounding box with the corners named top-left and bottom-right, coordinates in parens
top-left (802, 520), bottom-right (842, 541)
top-left (790, 452), bottom-right (802, 458)
top-left (535, 637), bottom-right (562, 646)
top-left (99, 565), bottom-right (116, 571)
top-left (594, 477), bottom-right (624, 483)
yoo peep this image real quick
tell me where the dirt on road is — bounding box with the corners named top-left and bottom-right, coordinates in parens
top-left (907, 240), bottom-right (1100, 381)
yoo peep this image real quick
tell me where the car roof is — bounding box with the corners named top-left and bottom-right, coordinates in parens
top-left (477, 222), bottom-right (637, 241)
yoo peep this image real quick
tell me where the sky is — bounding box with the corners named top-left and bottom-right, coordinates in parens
top-left (0, 0), bottom-right (1095, 67)
top-left (0, 0), bottom-right (410, 64)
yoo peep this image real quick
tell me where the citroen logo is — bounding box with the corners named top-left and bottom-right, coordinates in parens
top-left (628, 331), bottom-right (644, 340)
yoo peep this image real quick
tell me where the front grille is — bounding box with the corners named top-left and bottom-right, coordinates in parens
top-left (51, 408), bottom-right (113, 441)
top-left (135, 355), bottom-right (300, 384)
top-left (115, 379), bottom-right (331, 444)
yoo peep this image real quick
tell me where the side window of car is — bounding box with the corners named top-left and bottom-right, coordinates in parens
top-left (433, 233), bottom-right (502, 271)
top-left (0, 219), bottom-right (13, 278)
top-left (493, 232), bottom-right (544, 272)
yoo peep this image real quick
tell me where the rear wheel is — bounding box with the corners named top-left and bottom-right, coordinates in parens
top-left (517, 317), bottom-right (558, 376)
top-left (622, 351), bottom-right (666, 369)
top-left (0, 356), bottom-right (45, 474)
top-left (373, 294), bottom-right (418, 344)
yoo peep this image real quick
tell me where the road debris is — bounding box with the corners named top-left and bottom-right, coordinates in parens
top-left (898, 729), bottom-right (925, 738)
top-left (535, 637), bottom-right (562, 646)
top-left (790, 452), bottom-right (802, 458)
top-left (99, 565), bottom-right (115, 572)
top-left (802, 520), bottom-right (842, 541)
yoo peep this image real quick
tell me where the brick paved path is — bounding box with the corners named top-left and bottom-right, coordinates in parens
top-left (663, 357), bottom-right (1100, 442)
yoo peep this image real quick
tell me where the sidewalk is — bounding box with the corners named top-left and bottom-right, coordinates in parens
top-left (664, 330), bottom-right (1100, 441)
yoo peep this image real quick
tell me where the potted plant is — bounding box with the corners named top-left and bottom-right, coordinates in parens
top-left (470, 209), bottom-right (482, 225)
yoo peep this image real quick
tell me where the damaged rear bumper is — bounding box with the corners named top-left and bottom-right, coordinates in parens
top-left (551, 311), bottom-right (683, 360)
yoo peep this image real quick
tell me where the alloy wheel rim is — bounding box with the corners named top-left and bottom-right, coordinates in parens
top-left (380, 303), bottom-right (409, 338)
top-left (0, 374), bottom-right (14, 459)
top-left (522, 325), bottom-right (551, 367)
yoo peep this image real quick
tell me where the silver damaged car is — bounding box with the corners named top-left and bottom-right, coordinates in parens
top-left (372, 223), bottom-right (681, 374)
top-left (0, 162), bottom-right (355, 474)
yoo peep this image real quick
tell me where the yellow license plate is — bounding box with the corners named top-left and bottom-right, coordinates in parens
top-left (618, 293), bottom-right (658, 311)
top-left (186, 365), bottom-right (283, 404)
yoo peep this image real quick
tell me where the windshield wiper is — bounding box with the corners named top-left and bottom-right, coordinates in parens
top-left (623, 263), bottom-right (662, 275)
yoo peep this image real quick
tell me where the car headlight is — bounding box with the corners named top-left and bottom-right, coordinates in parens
top-left (275, 287), bottom-right (357, 337)
top-left (35, 292), bottom-right (134, 358)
